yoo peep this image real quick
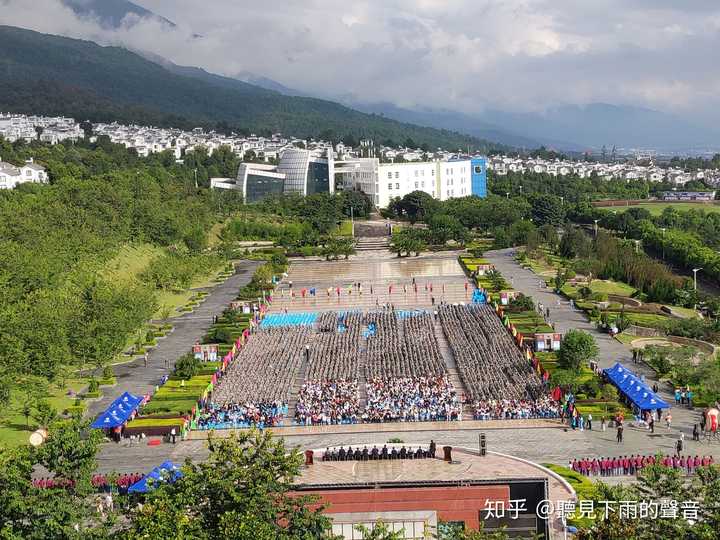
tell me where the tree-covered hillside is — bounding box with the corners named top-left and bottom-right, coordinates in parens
top-left (0, 26), bottom-right (502, 151)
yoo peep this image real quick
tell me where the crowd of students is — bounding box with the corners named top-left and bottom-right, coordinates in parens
top-left (473, 396), bottom-right (561, 420)
top-left (572, 454), bottom-right (715, 477)
top-left (439, 304), bottom-right (546, 403)
top-left (294, 380), bottom-right (360, 425)
top-left (197, 401), bottom-right (287, 429)
top-left (364, 376), bottom-right (462, 422)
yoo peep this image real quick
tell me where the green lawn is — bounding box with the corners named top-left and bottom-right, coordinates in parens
top-left (562, 279), bottom-right (636, 299)
top-left (336, 220), bottom-right (353, 237)
top-left (666, 305), bottom-right (701, 319)
top-left (596, 202), bottom-right (720, 215)
top-left (0, 377), bottom-right (91, 448)
top-left (614, 332), bottom-right (637, 345)
top-left (603, 311), bottom-right (670, 329)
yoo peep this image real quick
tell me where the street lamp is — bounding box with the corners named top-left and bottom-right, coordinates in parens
top-left (693, 268), bottom-right (702, 292)
top-left (506, 192), bottom-right (510, 199)
top-left (661, 228), bottom-right (666, 259)
top-left (593, 219), bottom-right (599, 236)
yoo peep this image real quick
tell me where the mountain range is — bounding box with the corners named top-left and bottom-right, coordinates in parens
top-left (6, 0), bottom-right (720, 153)
top-left (0, 25), bottom-right (499, 151)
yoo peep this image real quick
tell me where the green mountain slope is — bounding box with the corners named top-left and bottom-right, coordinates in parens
top-left (0, 26), bottom-right (501, 150)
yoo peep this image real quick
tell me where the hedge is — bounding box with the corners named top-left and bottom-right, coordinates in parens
top-left (142, 399), bottom-right (197, 415)
top-left (126, 417), bottom-right (186, 428)
top-left (65, 405), bottom-right (86, 416)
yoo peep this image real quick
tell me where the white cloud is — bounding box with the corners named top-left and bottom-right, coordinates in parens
top-left (1, 0), bottom-right (719, 125)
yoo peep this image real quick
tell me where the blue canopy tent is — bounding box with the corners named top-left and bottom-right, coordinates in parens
top-left (91, 391), bottom-right (144, 429)
top-left (603, 363), bottom-right (670, 410)
top-left (128, 461), bottom-right (183, 493)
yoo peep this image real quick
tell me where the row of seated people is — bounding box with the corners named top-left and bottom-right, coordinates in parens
top-left (294, 380), bottom-right (361, 426)
top-left (197, 401), bottom-right (287, 430)
top-left (323, 443), bottom-right (436, 461)
top-left (572, 454), bottom-right (716, 476)
top-left (364, 376), bottom-right (462, 422)
top-left (473, 396), bottom-right (561, 420)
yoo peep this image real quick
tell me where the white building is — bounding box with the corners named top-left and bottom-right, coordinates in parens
top-left (276, 147), bottom-right (335, 196)
top-left (0, 157), bottom-right (47, 189)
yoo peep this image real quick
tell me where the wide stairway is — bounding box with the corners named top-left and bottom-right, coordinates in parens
top-left (433, 319), bottom-right (474, 420)
top-left (355, 236), bottom-right (390, 252)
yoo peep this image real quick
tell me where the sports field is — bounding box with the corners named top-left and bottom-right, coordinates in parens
top-left (595, 201), bottom-right (720, 215)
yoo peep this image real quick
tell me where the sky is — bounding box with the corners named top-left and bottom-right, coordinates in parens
top-left (1, 0), bottom-right (720, 126)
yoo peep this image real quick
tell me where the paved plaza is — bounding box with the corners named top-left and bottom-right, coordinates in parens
top-left (271, 250), bottom-right (472, 312)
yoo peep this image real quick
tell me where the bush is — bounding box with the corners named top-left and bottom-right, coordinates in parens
top-left (174, 353), bottom-right (201, 380)
top-left (581, 378), bottom-right (601, 399)
top-left (558, 330), bottom-right (599, 371)
top-left (590, 292), bottom-right (608, 302)
top-left (65, 404), bottom-right (86, 416)
top-left (102, 365), bottom-right (114, 380)
top-left (83, 391), bottom-right (100, 399)
top-left (88, 378), bottom-right (100, 393)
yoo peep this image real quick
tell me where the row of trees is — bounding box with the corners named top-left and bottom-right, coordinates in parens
top-left (571, 205), bottom-right (720, 286)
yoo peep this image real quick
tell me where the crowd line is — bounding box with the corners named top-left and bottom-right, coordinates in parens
top-left (473, 396), bottom-right (561, 420)
top-left (572, 454), bottom-right (716, 477)
top-left (322, 442), bottom-right (436, 461)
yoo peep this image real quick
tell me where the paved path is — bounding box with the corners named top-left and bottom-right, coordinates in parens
top-left (484, 248), bottom-right (700, 436)
top-left (88, 260), bottom-right (261, 418)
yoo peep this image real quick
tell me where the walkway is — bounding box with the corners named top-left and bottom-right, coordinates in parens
top-left (87, 260), bottom-right (261, 418)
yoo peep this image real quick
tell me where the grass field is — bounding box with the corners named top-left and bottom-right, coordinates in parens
top-left (103, 243), bottom-right (227, 319)
top-left (0, 378), bottom-right (91, 448)
top-left (336, 220), bottom-right (354, 237)
top-left (596, 202), bottom-right (720, 215)
top-left (561, 279), bottom-right (636, 299)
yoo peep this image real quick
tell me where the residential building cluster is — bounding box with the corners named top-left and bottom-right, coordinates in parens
top-left (487, 155), bottom-right (720, 186)
top-left (0, 113), bottom-right (83, 144)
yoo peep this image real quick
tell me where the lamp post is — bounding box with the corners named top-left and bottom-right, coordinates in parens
top-left (506, 192), bottom-right (510, 199)
top-left (661, 228), bottom-right (666, 260)
top-left (593, 219), bottom-right (599, 237)
top-left (693, 268), bottom-right (702, 292)
top-left (693, 268), bottom-right (702, 310)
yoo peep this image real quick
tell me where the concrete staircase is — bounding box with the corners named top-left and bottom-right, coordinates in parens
top-left (355, 236), bottom-right (390, 252)
top-left (433, 319), bottom-right (474, 420)
top-left (286, 349), bottom-right (310, 423)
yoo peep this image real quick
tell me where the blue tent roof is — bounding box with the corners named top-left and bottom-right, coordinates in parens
top-left (128, 461), bottom-right (183, 493)
top-left (91, 391), bottom-right (143, 429)
top-left (603, 362), bottom-right (670, 410)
